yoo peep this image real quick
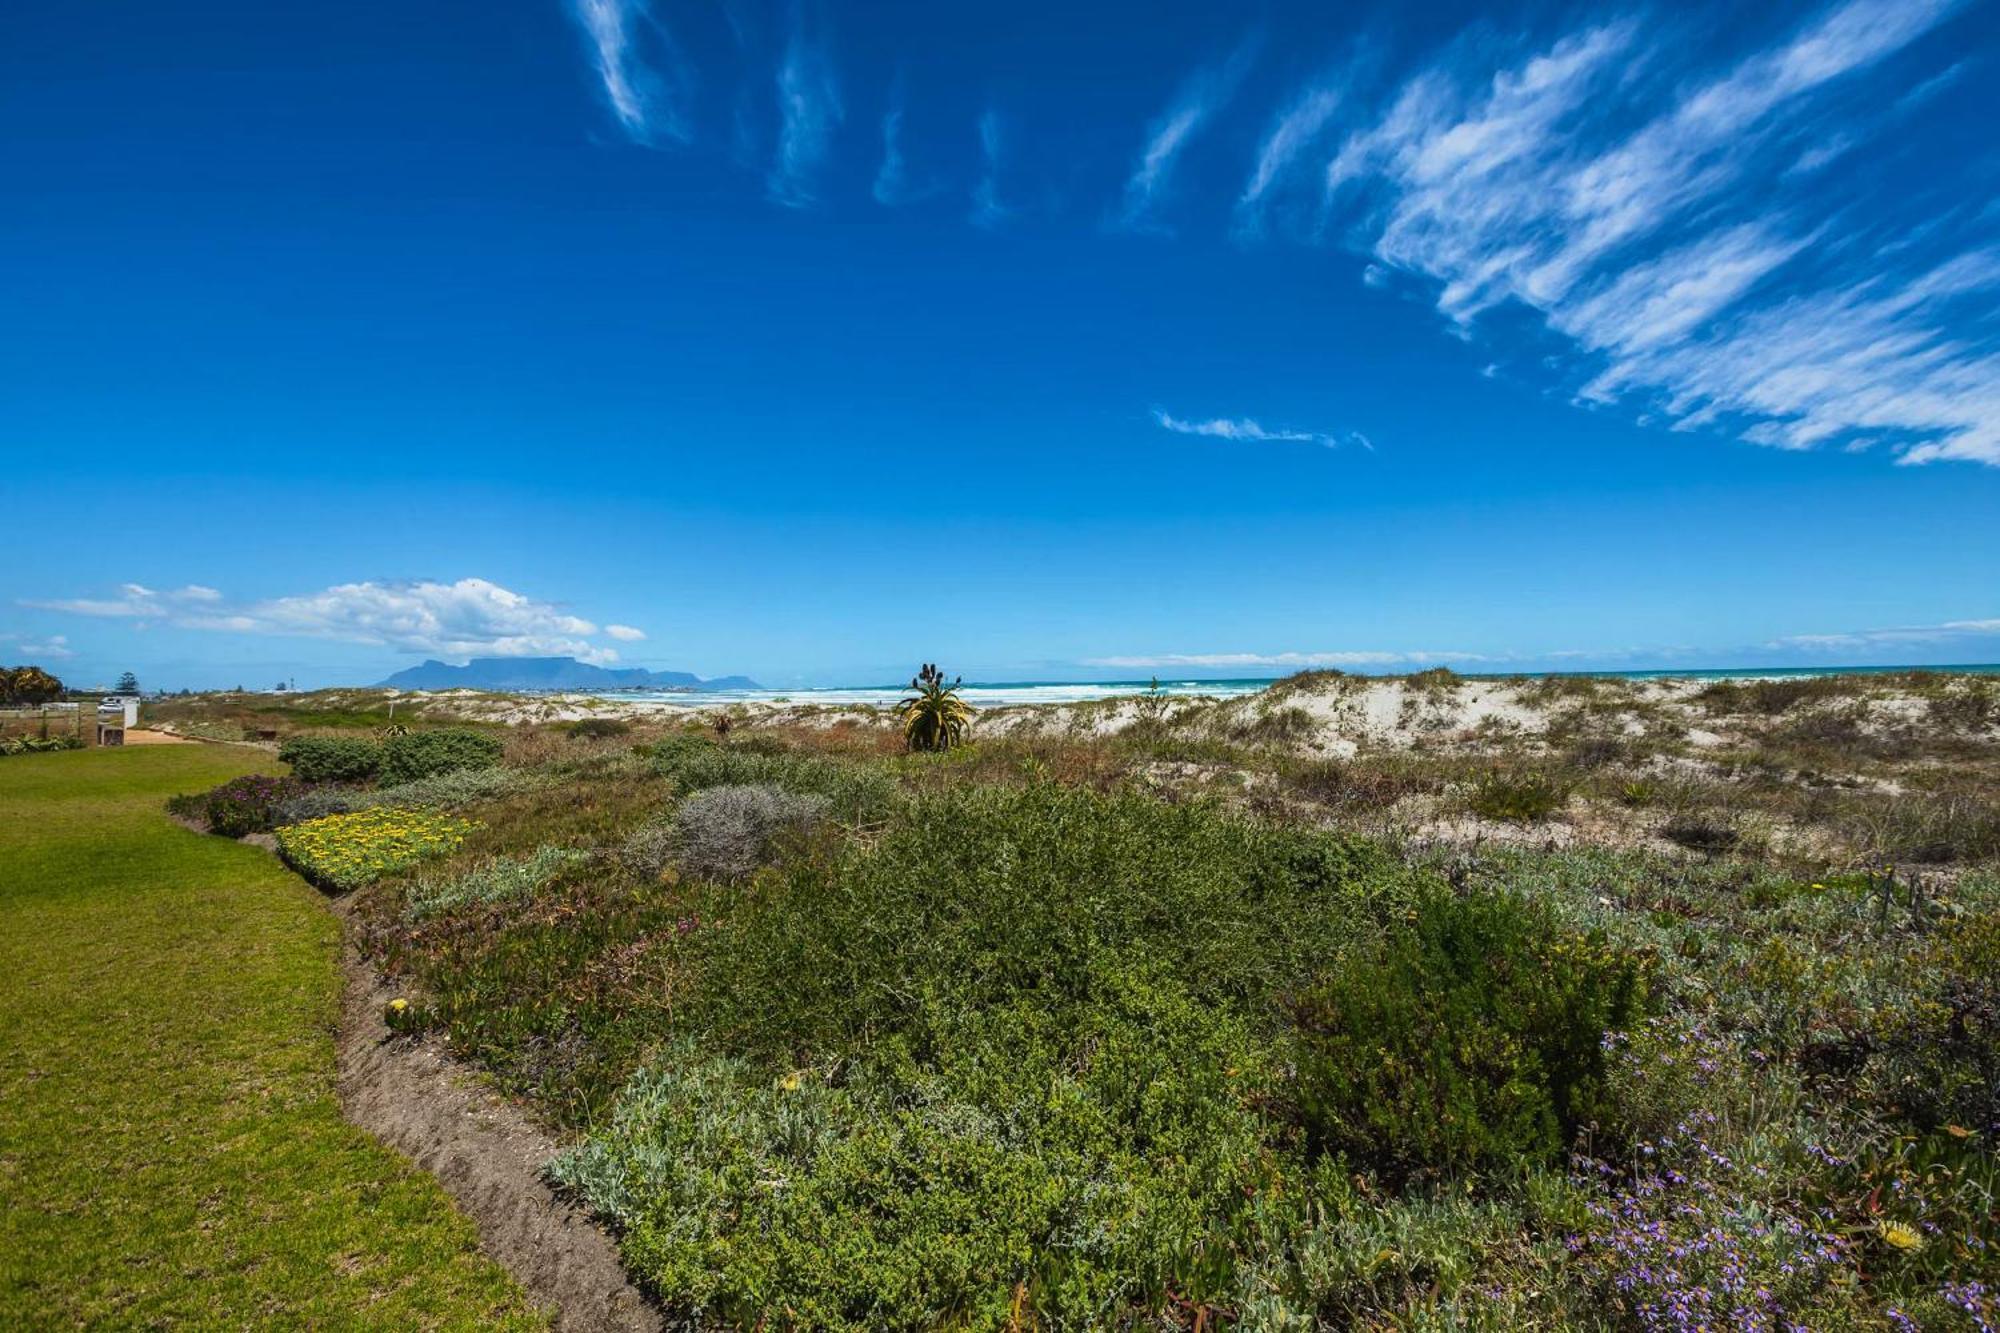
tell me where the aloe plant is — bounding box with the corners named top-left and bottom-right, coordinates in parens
top-left (897, 663), bottom-right (973, 752)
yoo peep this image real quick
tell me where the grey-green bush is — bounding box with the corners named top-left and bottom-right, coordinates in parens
top-left (649, 736), bottom-right (895, 820)
top-left (673, 783), bottom-right (829, 883)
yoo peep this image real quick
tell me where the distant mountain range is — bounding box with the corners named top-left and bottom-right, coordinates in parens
top-left (377, 656), bottom-right (760, 693)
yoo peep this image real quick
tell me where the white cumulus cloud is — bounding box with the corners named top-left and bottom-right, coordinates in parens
top-left (23, 578), bottom-right (645, 665)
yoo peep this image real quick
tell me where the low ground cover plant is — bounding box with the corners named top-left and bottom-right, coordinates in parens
top-left (404, 845), bottom-right (584, 920)
top-left (166, 773), bottom-right (306, 837)
top-left (277, 807), bottom-right (478, 890)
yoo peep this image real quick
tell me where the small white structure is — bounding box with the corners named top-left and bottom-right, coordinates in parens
top-left (97, 696), bottom-right (139, 746)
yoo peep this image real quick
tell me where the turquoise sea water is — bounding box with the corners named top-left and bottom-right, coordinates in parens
top-left (594, 664), bottom-right (2000, 710)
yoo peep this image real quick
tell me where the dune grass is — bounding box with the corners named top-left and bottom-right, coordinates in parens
top-left (0, 746), bottom-right (540, 1329)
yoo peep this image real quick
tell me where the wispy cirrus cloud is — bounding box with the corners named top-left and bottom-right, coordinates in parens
top-left (1236, 81), bottom-right (1344, 234)
top-left (969, 108), bottom-right (1009, 230)
top-left (768, 9), bottom-right (843, 209)
top-left (24, 578), bottom-right (637, 665)
top-left (1154, 408), bottom-right (1369, 450)
top-left (1319, 0), bottom-right (1998, 464)
top-left (1116, 36), bottom-right (1261, 233)
top-left (872, 102), bottom-right (913, 205)
top-left (568, 0), bottom-right (694, 146)
top-left (872, 79), bottom-right (941, 208)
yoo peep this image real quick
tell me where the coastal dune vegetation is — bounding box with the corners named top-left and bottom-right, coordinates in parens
top-left (140, 667), bottom-right (2000, 1329)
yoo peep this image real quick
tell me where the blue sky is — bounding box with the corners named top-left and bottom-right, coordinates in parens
top-left (3, 0), bottom-right (1998, 688)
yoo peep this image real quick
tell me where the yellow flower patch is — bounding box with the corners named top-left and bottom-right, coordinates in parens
top-left (276, 807), bottom-right (478, 890)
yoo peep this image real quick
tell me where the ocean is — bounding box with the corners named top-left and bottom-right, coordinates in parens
top-left (587, 664), bottom-right (2000, 710)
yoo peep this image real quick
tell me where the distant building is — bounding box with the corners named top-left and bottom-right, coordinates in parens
top-left (96, 696), bottom-right (139, 746)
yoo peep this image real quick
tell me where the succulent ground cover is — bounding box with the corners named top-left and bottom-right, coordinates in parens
top-left (276, 807), bottom-right (478, 890)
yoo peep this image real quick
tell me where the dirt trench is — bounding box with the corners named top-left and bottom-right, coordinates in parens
top-left (329, 898), bottom-right (665, 1333)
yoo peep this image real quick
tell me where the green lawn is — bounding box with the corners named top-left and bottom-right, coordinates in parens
top-left (0, 746), bottom-right (542, 1329)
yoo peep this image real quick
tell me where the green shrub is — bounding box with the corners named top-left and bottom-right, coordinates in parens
top-left (677, 783), bottom-right (1421, 1062)
top-left (0, 734), bottom-right (83, 757)
top-left (1468, 771), bottom-right (1571, 822)
top-left (1865, 910), bottom-right (2000, 1134)
top-left (1292, 889), bottom-right (1649, 1180)
top-left (277, 735), bottom-right (382, 783)
top-left (567, 717), bottom-right (632, 740)
top-left (377, 728), bottom-right (504, 785)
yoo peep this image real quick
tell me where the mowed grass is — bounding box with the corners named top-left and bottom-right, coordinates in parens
top-left (0, 746), bottom-right (541, 1329)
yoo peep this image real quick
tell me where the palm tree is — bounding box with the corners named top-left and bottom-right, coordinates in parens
top-left (897, 663), bottom-right (973, 752)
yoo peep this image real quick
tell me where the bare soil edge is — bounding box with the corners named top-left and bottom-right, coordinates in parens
top-left (327, 896), bottom-right (665, 1333)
